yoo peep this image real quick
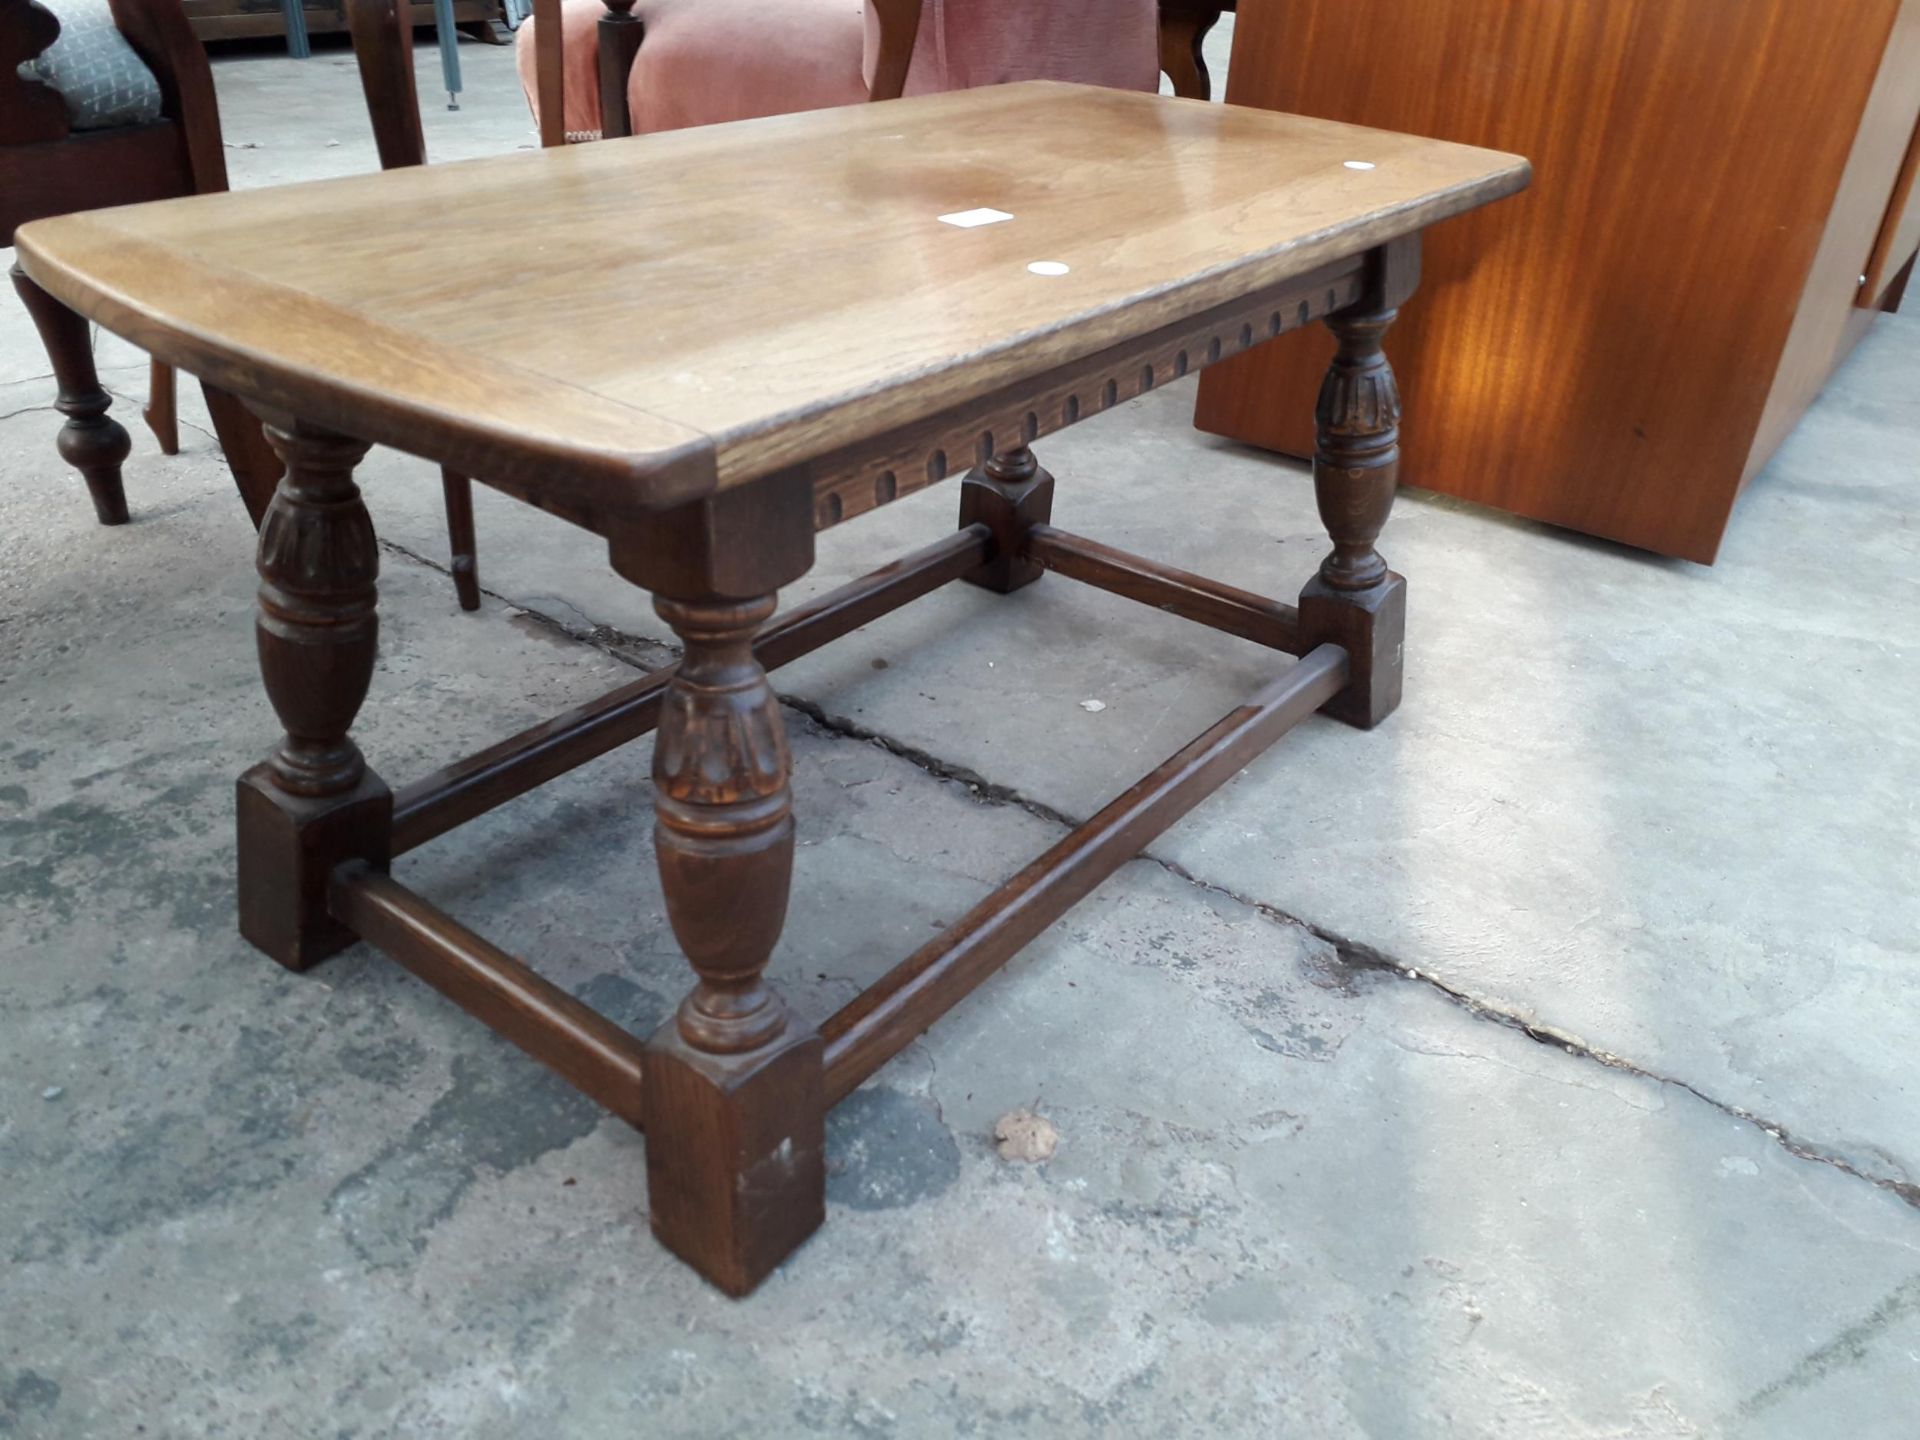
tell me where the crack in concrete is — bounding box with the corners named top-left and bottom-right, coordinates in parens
top-left (101, 386), bottom-right (262, 457)
top-left (9, 379), bottom-right (168, 428)
top-left (767, 705), bottom-right (1920, 1217)
top-left (376, 545), bottom-right (1920, 1220)
top-left (374, 538), bottom-right (679, 667)
top-left (1151, 852), bottom-right (1920, 1217)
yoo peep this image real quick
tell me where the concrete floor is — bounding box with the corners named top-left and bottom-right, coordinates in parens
top-left (4, 28), bottom-right (1919, 1440)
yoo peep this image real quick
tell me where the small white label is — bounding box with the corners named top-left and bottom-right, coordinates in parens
top-left (1344, 160), bottom-right (1376, 171)
top-left (1027, 261), bottom-right (1071, 276)
top-left (938, 207), bottom-right (1014, 228)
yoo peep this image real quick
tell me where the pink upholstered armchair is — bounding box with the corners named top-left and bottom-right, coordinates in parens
top-left (515, 0), bottom-right (1178, 149)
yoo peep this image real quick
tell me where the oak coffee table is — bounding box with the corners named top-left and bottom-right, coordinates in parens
top-left (18, 82), bottom-right (1528, 1295)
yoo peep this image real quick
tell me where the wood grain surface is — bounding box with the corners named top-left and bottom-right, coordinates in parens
top-left (16, 82), bottom-right (1525, 524)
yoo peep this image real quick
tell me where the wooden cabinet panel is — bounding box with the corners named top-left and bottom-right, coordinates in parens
top-left (1194, 0), bottom-right (1908, 563)
top-left (1749, 0), bottom-right (1920, 482)
top-left (1861, 122), bottom-right (1920, 307)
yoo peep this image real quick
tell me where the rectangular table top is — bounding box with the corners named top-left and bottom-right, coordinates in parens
top-left (17, 82), bottom-right (1528, 520)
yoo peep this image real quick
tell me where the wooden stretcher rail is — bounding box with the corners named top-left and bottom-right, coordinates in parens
top-left (818, 641), bottom-right (1350, 1105)
top-left (329, 864), bottom-right (650, 1128)
top-left (391, 525), bottom-right (993, 853)
top-left (337, 544), bottom-right (1342, 1149)
top-left (1025, 524), bottom-right (1303, 654)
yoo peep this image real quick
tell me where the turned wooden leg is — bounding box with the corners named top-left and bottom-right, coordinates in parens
top-left (959, 445), bottom-right (1054, 594)
top-left (441, 468), bottom-right (481, 611)
top-left (236, 417), bottom-right (391, 971)
top-left (596, 0), bottom-right (643, 139)
top-left (1297, 303), bottom-right (1407, 729)
top-left (145, 359), bottom-right (179, 456)
top-left (11, 263), bottom-right (131, 526)
top-left (643, 589), bottom-right (823, 1295)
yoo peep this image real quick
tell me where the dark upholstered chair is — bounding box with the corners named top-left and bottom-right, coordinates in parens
top-left (3, 0), bottom-right (283, 527)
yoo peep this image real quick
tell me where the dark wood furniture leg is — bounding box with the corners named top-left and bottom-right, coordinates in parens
top-left (11, 261), bottom-right (131, 525)
top-left (236, 416), bottom-right (392, 972)
top-left (343, 0), bottom-right (480, 614)
top-left (1159, 1), bottom-right (1228, 101)
top-left (144, 358), bottom-right (179, 455)
top-left (959, 444), bottom-right (1054, 593)
top-left (1297, 242), bottom-right (1417, 730)
top-left (201, 382), bottom-right (286, 527)
top-left (610, 475), bottom-right (824, 1296)
top-left (441, 467), bottom-right (481, 610)
top-left (596, 0), bottom-right (643, 140)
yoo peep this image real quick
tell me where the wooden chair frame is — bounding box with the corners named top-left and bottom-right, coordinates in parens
top-left (340, 0), bottom-right (486, 608)
top-left (1157, 0), bottom-right (1233, 101)
top-left (5, 0), bottom-right (476, 606)
top-left (3, 0), bottom-right (281, 526)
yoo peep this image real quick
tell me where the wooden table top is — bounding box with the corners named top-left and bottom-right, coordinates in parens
top-left (17, 82), bottom-right (1527, 519)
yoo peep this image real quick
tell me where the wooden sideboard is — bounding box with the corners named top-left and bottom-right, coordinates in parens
top-left (1194, 0), bottom-right (1920, 562)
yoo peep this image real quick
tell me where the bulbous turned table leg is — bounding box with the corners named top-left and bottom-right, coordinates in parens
top-left (1298, 303), bottom-right (1408, 729)
top-left (643, 590), bottom-right (824, 1296)
top-left (11, 263), bottom-right (131, 526)
top-left (959, 444), bottom-right (1055, 593)
top-left (235, 416), bottom-right (391, 971)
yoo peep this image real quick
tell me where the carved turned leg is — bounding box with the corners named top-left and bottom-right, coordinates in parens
top-left (1297, 305), bottom-right (1407, 729)
top-left (644, 591), bottom-right (823, 1294)
top-left (609, 474), bottom-right (821, 1296)
top-left (441, 468), bottom-right (481, 611)
top-left (236, 417), bottom-right (391, 971)
top-left (959, 445), bottom-right (1055, 593)
top-left (11, 263), bottom-right (131, 526)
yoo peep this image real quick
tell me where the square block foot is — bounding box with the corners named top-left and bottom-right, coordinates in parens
top-left (236, 764), bottom-right (391, 971)
top-left (958, 464), bottom-right (1054, 594)
top-left (643, 1013), bottom-right (825, 1296)
top-left (1298, 571), bottom-right (1406, 729)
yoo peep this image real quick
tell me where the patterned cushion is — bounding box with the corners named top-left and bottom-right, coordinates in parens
top-left (16, 0), bottom-right (164, 132)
